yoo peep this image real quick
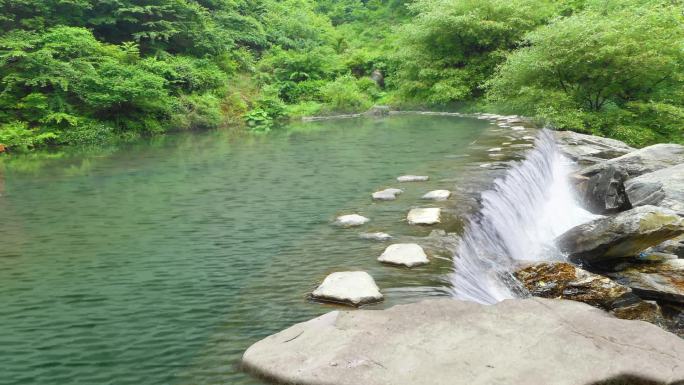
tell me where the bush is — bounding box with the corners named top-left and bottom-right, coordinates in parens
top-left (321, 75), bottom-right (373, 113)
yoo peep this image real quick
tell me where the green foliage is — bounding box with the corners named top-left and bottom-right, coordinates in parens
top-left (321, 75), bottom-right (374, 113)
top-left (393, 0), bottom-right (559, 104)
top-left (487, 2), bottom-right (684, 146)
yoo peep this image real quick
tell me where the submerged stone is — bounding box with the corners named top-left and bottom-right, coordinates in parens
top-left (378, 243), bottom-right (429, 267)
top-left (359, 232), bottom-right (392, 241)
top-left (242, 298), bottom-right (684, 385)
top-left (556, 205), bottom-right (684, 264)
top-left (422, 190), bottom-right (451, 201)
top-left (371, 188), bottom-right (403, 201)
top-left (335, 214), bottom-right (369, 227)
top-left (407, 208), bottom-right (441, 225)
top-left (397, 175), bottom-right (429, 182)
top-left (311, 272), bottom-right (383, 306)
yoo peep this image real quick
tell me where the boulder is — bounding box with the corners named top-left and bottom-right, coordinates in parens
top-left (397, 175), bottom-right (429, 182)
top-left (608, 259), bottom-right (684, 304)
top-left (515, 262), bottom-right (631, 310)
top-left (370, 70), bottom-right (384, 88)
top-left (578, 143), bottom-right (684, 179)
top-left (625, 163), bottom-right (684, 215)
top-left (372, 188), bottom-right (403, 201)
top-left (365, 105), bottom-right (390, 116)
top-left (377, 244), bottom-right (429, 267)
top-left (553, 131), bottom-right (635, 166)
top-left (311, 272), bottom-right (383, 306)
top-left (650, 234), bottom-right (684, 258)
top-left (421, 190), bottom-right (451, 201)
top-left (242, 298), bottom-right (684, 385)
top-left (407, 208), bottom-right (441, 225)
top-left (335, 214), bottom-right (369, 227)
top-left (359, 232), bottom-right (392, 241)
top-left (581, 165), bottom-right (631, 214)
top-left (556, 205), bottom-right (684, 264)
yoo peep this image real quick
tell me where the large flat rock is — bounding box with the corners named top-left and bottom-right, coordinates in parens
top-left (553, 131), bottom-right (635, 165)
top-left (242, 298), bottom-right (684, 385)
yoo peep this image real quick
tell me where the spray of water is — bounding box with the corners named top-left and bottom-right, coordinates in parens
top-left (450, 129), bottom-right (597, 304)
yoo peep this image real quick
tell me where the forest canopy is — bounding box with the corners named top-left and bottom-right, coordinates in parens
top-left (0, 0), bottom-right (682, 151)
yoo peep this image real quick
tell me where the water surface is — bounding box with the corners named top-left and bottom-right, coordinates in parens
top-left (0, 115), bottom-right (527, 385)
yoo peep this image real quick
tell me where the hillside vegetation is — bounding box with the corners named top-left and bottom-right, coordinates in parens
top-left (0, 0), bottom-right (682, 151)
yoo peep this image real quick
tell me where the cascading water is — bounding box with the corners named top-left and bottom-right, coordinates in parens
top-left (450, 129), bottom-right (597, 304)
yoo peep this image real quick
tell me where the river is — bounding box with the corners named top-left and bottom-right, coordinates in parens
top-left (1, 114), bottom-right (536, 385)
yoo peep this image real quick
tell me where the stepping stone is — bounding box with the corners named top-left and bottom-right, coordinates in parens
top-left (335, 214), bottom-right (369, 227)
top-left (422, 190), bottom-right (451, 201)
top-left (487, 147), bottom-right (502, 152)
top-left (407, 208), bottom-right (441, 225)
top-left (359, 232), bottom-right (393, 241)
top-left (397, 175), bottom-right (429, 182)
top-left (512, 126), bottom-right (526, 131)
top-left (311, 272), bottom-right (383, 306)
top-left (378, 244), bottom-right (429, 267)
top-left (372, 188), bottom-right (403, 201)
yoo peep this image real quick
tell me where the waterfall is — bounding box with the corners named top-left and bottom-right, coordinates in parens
top-left (450, 129), bottom-right (597, 304)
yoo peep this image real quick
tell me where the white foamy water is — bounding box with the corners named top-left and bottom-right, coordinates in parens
top-left (450, 129), bottom-right (597, 304)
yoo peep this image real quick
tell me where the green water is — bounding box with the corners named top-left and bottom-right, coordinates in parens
top-left (0, 115), bottom-right (507, 385)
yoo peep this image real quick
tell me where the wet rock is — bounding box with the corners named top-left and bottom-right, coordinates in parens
top-left (359, 232), bottom-right (392, 241)
top-left (582, 165), bottom-right (631, 214)
top-left (378, 243), bottom-right (429, 267)
top-left (578, 143), bottom-right (684, 179)
top-left (407, 208), bottom-right (441, 225)
top-left (557, 205), bottom-right (684, 264)
top-left (608, 259), bottom-right (684, 304)
top-left (335, 214), bottom-right (369, 227)
top-left (651, 234), bottom-right (684, 258)
top-left (553, 131), bottom-right (635, 166)
top-left (372, 188), bottom-right (403, 201)
top-left (365, 105), bottom-right (390, 116)
top-left (610, 300), bottom-right (664, 323)
top-left (421, 190), bottom-right (451, 201)
top-left (311, 272), bottom-right (383, 306)
top-left (515, 262), bottom-right (631, 310)
top-left (242, 298), bottom-right (684, 385)
top-left (625, 163), bottom-right (684, 215)
top-left (397, 175), bottom-right (429, 182)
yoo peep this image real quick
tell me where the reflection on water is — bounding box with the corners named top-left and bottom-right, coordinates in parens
top-left (0, 115), bottom-right (528, 385)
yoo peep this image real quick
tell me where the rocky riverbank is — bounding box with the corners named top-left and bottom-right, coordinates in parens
top-left (241, 121), bottom-right (684, 384)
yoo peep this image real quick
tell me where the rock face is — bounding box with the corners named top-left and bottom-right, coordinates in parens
top-left (515, 262), bottom-right (631, 310)
top-left (407, 208), bottom-right (441, 225)
top-left (421, 190), bottom-right (451, 201)
top-left (608, 259), bottom-right (684, 304)
top-left (242, 298), bottom-right (684, 385)
top-left (397, 175), bottom-right (429, 182)
top-left (334, 214), bottom-right (369, 227)
top-left (578, 143), bottom-right (684, 179)
top-left (581, 165), bottom-right (631, 214)
top-left (377, 243), bottom-right (429, 267)
top-left (557, 205), bottom-right (684, 264)
top-left (371, 188), bottom-right (403, 201)
top-left (311, 272), bottom-right (383, 306)
top-left (553, 130), bottom-right (635, 166)
top-left (625, 163), bottom-right (684, 215)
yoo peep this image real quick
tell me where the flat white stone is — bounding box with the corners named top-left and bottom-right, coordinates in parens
top-left (487, 147), bottom-right (502, 152)
top-left (511, 126), bottom-right (526, 131)
top-left (407, 208), bottom-right (441, 225)
top-left (335, 214), bottom-right (369, 227)
top-left (397, 175), bottom-right (429, 182)
top-left (422, 190), bottom-right (451, 201)
top-left (359, 232), bottom-right (393, 241)
top-left (378, 243), bottom-right (429, 267)
top-left (371, 188), bottom-right (403, 201)
top-left (311, 272), bottom-right (383, 306)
